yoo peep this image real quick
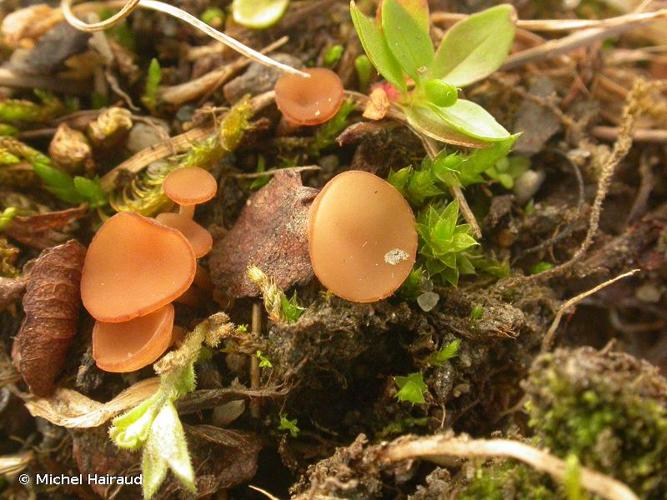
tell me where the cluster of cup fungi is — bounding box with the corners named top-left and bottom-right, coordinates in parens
top-left (70, 3), bottom-right (418, 374)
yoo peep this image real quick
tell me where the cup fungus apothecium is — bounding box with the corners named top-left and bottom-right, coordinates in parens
top-left (156, 212), bottom-right (213, 258)
top-left (160, 166), bottom-right (216, 256)
top-left (308, 170), bottom-right (417, 303)
top-left (275, 68), bottom-right (344, 126)
top-left (93, 303), bottom-right (177, 372)
top-left (81, 212), bottom-right (196, 323)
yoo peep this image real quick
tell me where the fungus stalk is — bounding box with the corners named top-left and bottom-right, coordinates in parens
top-left (61, 0), bottom-right (310, 79)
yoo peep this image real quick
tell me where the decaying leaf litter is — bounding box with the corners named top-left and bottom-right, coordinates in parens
top-left (0, 0), bottom-right (667, 498)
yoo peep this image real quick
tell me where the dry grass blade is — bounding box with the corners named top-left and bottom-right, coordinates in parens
top-left (23, 377), bottom-right (160, 428)
top-left (542, 269), bottom-right (640, 350)
top-left (0, 451), bottom-right (34, 475)
top-left (382, 436), bottom-right (638, 500)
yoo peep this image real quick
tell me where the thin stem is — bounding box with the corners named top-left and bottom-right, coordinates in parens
top-left (61, 0), bottom-right (310, 78)
top-left (249, 303), bottom-right (262, 418)
top-left (178, 204), bottom-right (195, 219)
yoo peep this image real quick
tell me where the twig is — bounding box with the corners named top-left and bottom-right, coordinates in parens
top-left (160, 37), bottom-right (289, 106)
top-left (592, 126), bottom-right (667, 143)
top-left (99, 91), bottom-right (276, 189)
top-left (249, 303), bottom-right (261, 419)
top-left (432, 8), bottom-right (667, 32)
top-left (542, 269), bottom-right (640, 350)
top-left (231, 165), bottom-right (321, 179)
top-left (382, 435), bottom-right (638, 500)
top-left (0, 68), bottom-right (89, 94)
top-left (61, 0), bottom-right (309, 78)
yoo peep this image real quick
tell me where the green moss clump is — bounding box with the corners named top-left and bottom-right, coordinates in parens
top-left (460, 460), bottom-right (559, 500)
top-left (524, 347), bottom-right (667, 499)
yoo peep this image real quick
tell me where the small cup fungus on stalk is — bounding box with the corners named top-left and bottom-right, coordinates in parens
top-left (275, 68), bottom-right (344, 126)
top-left (92, 303), bottom-right (177, 372)
top-left (308, 170), bottom-right (417, 303)
top-left (159, 166), bottom-right (216, 257)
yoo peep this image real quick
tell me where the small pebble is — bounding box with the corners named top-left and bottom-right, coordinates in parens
top-left (417, 291), bottom-right (440, 312)
top-left (513, 169), bottom-right (545, 205)
top-left (384, 248), bottom-right (409, 265)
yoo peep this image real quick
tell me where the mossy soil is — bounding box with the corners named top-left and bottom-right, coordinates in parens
top-left (1, 0), bottom-right (667, 499)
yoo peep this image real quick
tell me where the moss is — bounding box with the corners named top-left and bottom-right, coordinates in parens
top-left (460, 460), bottom-right (559, 500)
top-left (524, 347), bottom-right (667, 499)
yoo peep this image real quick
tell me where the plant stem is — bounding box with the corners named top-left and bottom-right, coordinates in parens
top-left (422, 137), bottom-right (482, 239)
top-left (250, 303), bottom-right (262, 418)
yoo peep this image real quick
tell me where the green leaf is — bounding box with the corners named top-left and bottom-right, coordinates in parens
top-left (141, 433), bottom-right (168, 500)
top-left (452, 232), bottom-right (478, 252)
top-left (431, 100), bottom-right (510, 142)
top-left (431, 4), bottom-right (516, 86)
top-left (110, 394), bottom-right (162, 450)
top-left (281, 292), bottom-right (305, 323)
top-left (256, 350), bottom-right (273, 368)
top-left (0, 207), bottom-right (17, 231)
top-left (381, 0), bottom-right (433, 81)
top-left (150, 401), bottom-right (195, 494)
top-left (432, 199), bottom-right (459, 242)
top-left (279, 415), bottom-right (300, 437)
top-left (395, 372), bottom-right (427, 404)
top-left (350, 1), bottom-right (406, 91)
top-left (74, 176), bottom-right (107, 207)
top-left (32, 162), bottom-right (82, 204)
top-left (430, 339), bottom-right (460, 366)
top-left (388, 166), bottom-right (413, 195)
top-left (403, 104), bottom-right (492, 148)
top-left (232, 0), bottom-right (289, 29)
top-left (142, 58), bottom-right (162, 113)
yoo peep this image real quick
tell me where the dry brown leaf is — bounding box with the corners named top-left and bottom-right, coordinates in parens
top-left (0, 276), bottom-right (26, 311)
top-left (0, 5), bottom-right (55, 48)
top-left (210, 171), bottom-right (318, 298)
top-left (6, 205), bottom-right (88, 249)
top-left (13, 240), bottom-right (86, 396)
top-left (363, 87), bottom-right (390, 120)
top-left (24, 377), bottom-right (160, 428)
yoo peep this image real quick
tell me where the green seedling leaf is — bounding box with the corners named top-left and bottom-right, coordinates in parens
top-left (0, 124), bottom-right (18, 137)
top-left (147, 401), bottom-right (195, 496)
top-left (431, 100), bottom-right (510, 142)
top-left (431, 4), bottom-right (516, 87)
top-left (256, 350), bottom-right (273, 368)
top-left (32, 162), bottom-right (82, 205)
top-left (354, 55), bottom-right (372, 91)
top-left (110, 393), bottom-right (163, 450)
top-left (232, 0), bottom-right (289, 29)
top-left (279, 415), bottom-right (300, 437)
top-left (0, 207), bottom-right (17, 231)
top-left (141, 430), bottom-right (168, 500)
top-left (142, 58), bottom-right (162, 113)
top-left (430, 339), bottom-right (460, 366)
top-left (395, 372), bottom-right (427, 404)
top-left (381, 0), bottom-right (433, 81)
top-left (74, 176), bottom-right (107, 208)
top-left (281, 292), bottom-right (305, 323)
top-left (324, 44), bottom-right (344, 67)
top-left (404, 104), bottom-right (490, 148)
top-left (350, 1), bottom-right (406, 91)
top-left (384, 0), bottom-right (429, 34)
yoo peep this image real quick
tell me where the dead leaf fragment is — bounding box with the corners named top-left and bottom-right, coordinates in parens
top-left (0, 276), bottom-right (26, 311)
top-left (210, 171), bottom-right (318, 298)
top-left (6, 205), bottom-right (88, 249)
top-left (24, 377), bottom-right (160, 428)
top-left (13, 240), bottom-right (86, 396)
top-left (0, 5), bottom-right (55, 48)
top-left (363, 87), bottom-right (390, 120)
top-left (49, 123), bottom-right (93, 174)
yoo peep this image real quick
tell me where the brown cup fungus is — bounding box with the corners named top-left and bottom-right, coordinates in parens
top-left (156, 212), bottom-right (213, 258)
top-left (275, 68), bottom-right (344, 126)
top-left (308, 170), bottom-right (417, 303)
top-left (163, 166), bottom-right (217, 218)
top-left (92, 303), bottom-right (176, 372)
top-left (81, 212), bottom-right (196, 323)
